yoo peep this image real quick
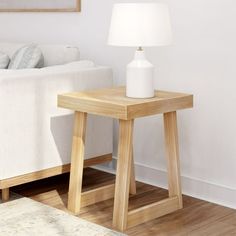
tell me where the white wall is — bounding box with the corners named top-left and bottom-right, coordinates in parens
top-left (0, 0), bottom-right (235, 208)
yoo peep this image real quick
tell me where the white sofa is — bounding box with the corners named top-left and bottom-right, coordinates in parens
top-left (0, 43), bottom-right (113, 199)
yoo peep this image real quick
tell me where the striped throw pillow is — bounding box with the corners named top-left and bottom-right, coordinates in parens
top-left (0, 52), bottom-right (10, 69)
top-left (8, 44), bottom-right (44, 69)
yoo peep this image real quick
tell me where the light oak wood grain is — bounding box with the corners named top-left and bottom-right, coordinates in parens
top-left (68, 111), bottom-right (87, 214)
top-left (129, 151), bottom-right (137, 195)
top-left (164, 111), bottom-right (183, 208)
top-left (67, 112), bottom-right (114, 215)
top-left (81, 184), bottom-right (115, 208)
top-left (58, 86), bottom-right (193, 230)
top-left (58, 87), bottom-right (193, 120)
top-left (127, 196), bottom-right (179, 228)
top-left (113, 119), bottom-right (134, 231)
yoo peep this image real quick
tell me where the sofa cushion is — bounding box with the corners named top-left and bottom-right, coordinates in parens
top-left (0, 43), bottom-right (80, 67)
top-left (39, 45), bottom-right (80, 66)
top-left (8, 44), bottom-right (44, 69)
top-left (0, 52), bottom-right (10, 69)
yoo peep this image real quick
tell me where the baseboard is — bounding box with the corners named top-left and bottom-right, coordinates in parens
top-left (93, 156), bottom-right (236, 210)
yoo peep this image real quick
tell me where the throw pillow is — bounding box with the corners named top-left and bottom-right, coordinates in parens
top-left (0, 52), bottom-right (10, 69)
top-left (8, 44), bottom-right (44, 69)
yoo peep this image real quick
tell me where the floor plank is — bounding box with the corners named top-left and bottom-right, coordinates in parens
top-left (12, 168), bottom-right (236, 236)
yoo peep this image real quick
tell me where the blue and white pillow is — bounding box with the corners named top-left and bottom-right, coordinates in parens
top-left (8, 44), bottom-right (44, 69)
top-left (0, 52), bottom-right (10, 69)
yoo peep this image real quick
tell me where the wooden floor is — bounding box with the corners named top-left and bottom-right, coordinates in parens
top-left (11, 168), bottom-right (236, 236)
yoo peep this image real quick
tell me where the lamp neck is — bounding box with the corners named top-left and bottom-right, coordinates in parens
top-left (134, 47), bottom-right (146, 60)
top-left (137, 46), bottom-right (143, 51)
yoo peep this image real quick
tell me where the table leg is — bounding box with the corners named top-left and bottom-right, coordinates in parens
top-left (113, 119), bottom-right (134, 231)
top-left (163, 111), bottom-right (183, 208)
top-left (129, 149), bottom-right (136, 195)
top-left (68, 111), bottom-right (87, 214)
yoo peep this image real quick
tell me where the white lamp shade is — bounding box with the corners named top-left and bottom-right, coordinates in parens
top-left (108, 3), bottom-right (173, 47)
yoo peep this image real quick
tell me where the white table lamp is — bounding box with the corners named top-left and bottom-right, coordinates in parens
top-left (108, 3), bottom-right (172, 98)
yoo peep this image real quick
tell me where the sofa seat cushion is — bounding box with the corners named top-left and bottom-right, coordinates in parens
top-left (0, 52), bottom-right (10, 69)
top-left (8, 44), bottom-right (44, 69)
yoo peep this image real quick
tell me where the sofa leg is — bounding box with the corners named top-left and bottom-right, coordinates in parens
top-left (2, 188), bottom-right (10, 202)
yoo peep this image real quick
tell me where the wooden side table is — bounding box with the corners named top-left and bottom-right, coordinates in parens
top-left (58, 87), bottom-right (193, 231)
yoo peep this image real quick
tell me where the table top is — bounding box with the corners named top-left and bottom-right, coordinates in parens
top-left (58, 87), bottom-right (193, 120)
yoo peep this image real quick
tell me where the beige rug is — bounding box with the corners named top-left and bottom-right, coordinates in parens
top-left (0, 197), bottom-right (126, 236)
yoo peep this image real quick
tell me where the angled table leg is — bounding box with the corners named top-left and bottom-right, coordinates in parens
top-left (112, 112), bottom-right (183, 231)
top-left (68, 111), bottom-right (87, 214)
top-left (113, 119), bottom-right (134, 231)
top-left (129, 148), bottom-right (136, 195)
top-left (164, 111), bottom-right (183, 208)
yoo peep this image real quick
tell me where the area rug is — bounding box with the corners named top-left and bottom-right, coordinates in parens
top-left (0, 197), bottom-right (126, 236)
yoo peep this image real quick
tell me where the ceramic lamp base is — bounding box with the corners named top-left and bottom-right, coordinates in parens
top-left (126, 48), bottom-right (154, 98)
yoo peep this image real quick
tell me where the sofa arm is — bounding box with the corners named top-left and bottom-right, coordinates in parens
top-left (1, 64), bottom-right (112, 92)
top-left (0, 65), bottom-right (113, 122)
top-left (0, 65), bottom-right (113, 179)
